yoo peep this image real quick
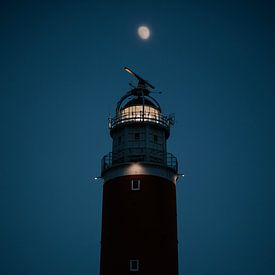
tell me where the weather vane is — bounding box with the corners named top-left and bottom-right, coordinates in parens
top-left (124, 67), bottom-right (155, 90)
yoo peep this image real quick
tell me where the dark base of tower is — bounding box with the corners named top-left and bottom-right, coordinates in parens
top-left (99, 174), bottom-right (179, 275)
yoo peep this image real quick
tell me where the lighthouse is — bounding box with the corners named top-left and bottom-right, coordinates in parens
top-left (99, 68), bottom-right (179, 275)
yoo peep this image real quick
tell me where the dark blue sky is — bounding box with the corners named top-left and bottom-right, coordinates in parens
top-left (1, 1), bottom-right (274, 274)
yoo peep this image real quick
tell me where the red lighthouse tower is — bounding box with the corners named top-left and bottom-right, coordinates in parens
top-left (100, 68), bottom-right (179, 275)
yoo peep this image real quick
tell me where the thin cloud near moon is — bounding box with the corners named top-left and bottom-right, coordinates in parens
top-left (137, 26), bottom-right (150, 40)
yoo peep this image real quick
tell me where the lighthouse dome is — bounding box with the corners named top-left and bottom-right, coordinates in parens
top-left (122, 97), bottom-right (161, 111)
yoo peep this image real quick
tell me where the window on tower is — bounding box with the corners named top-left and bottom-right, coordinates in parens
top-left (135, 133), bottom-right (140, 140)
top-left (129, 259), bottom-right (139, 271)
top-left (131, 179), bottom-right (140, 191)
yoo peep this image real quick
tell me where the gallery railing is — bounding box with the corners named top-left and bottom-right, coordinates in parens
top-left (101, 148), bottom-right (178, 173)
top-left (109, 111), bottom-right (171, 129)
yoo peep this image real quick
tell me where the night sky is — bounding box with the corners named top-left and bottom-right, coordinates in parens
top-left (1, 1), bottom-right (274, 274)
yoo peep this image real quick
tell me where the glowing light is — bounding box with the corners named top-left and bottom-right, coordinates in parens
top-left (126, 163), bottom-right (146, 175)
top-left (121, 105), bottom-right (160, 123)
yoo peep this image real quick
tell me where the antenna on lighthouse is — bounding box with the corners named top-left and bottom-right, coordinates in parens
top-left (124, 67), bottom-right (155, 90)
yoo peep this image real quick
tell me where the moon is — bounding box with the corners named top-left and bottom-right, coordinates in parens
top-left (138, 26), bottom-right (150, 40)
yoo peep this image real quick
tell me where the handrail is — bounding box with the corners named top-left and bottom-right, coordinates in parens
top-left (109, 111), bottom-right (170, 129)
top-left (101, 148), bottom-right (178, 174)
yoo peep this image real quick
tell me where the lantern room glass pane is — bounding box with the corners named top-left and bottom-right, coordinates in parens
top-left (121, 105), bottom-right (160, 123)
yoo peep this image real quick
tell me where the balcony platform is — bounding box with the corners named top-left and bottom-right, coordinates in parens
top-left (101, 148), bottom-right (178, 174)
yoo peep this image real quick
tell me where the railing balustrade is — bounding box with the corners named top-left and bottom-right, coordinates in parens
top-left (109, 111), bottom-right (170, 129)
top-left (101, 148), bottom-right (178, 173)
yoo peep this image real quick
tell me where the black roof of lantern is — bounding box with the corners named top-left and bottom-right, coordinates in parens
top-left (123, 97), bottom-right (160, 110)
